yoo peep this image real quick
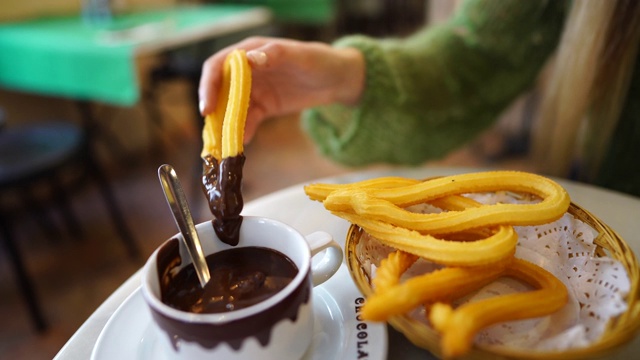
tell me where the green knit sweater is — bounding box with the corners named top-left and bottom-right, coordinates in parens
top-left (301, 0), bottom-right (640, 197)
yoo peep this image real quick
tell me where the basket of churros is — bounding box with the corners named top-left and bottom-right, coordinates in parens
top-left (304, 171), bottom-right (640, 359)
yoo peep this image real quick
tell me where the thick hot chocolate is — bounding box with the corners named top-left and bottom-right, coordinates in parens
top-left (161, 245), bottom-right (297, 314)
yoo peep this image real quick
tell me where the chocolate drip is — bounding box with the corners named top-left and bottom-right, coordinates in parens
top-left (152, 275), bottom-right (311, 350)
top-left (152, 239), bottom-right (311, 350)
top-left (202, 154), bottom-right (245, 245)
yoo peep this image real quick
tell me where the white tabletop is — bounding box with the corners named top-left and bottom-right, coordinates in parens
top-left (54, 166), bottom-right (640, 359)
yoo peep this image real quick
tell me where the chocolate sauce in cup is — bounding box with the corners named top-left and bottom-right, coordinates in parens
top-left (162, 246), bottom-right (298, 314)
top-left (141, 216), bottom-right (343, 359)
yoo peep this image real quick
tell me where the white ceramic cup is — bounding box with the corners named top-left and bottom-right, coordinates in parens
top-left (141, 216), bottom-right (343, 359)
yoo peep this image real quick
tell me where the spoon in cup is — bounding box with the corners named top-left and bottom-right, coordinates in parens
top-left (158, 164), bottom-right (211, 287)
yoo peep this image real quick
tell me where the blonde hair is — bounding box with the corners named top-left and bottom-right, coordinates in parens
top-left (532, 0), bottom-right (640, 181)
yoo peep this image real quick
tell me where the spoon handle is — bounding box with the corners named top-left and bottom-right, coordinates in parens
top-left (158, 164), bottom-right (211, 287)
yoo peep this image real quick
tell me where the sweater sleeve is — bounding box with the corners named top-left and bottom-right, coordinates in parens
top-left (302, 0), bottom-right (567, 166)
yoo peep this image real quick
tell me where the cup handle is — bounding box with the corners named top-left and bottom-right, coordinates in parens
top-left (304, 231), bottom-right (343, 286)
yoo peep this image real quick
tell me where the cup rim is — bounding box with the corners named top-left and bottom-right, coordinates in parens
top-left (141, 216), bottom-right (311, 323)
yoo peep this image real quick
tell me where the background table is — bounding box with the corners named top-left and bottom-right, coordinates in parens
top-left (0, 3), bottom-right (273, 174)
top-left (53, 166), bottom-right (640, 359)
top-left (0, 4), bottom-right (272, 106)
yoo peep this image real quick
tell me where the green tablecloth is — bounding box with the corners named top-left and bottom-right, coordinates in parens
top-left (0, 5), bottom-right (263, 106)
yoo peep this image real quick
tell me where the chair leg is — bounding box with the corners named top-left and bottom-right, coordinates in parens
top-left (84, 150), bottom-right (140, 260)
top-left (50, 176), bottom-right (84, 241)
top-left (0, 215), bottom-right (47, 331)
top-left (75, 100), bottom-right (131, 164)
top-left (77, 100), bottom-right (141, 260)
top-left (142, 83), bottom-right (169, 158)
top-left (20, 188), bottom-right (64, 243)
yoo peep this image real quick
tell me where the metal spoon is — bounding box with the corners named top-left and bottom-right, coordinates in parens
top-left (158, 164), bottom-right (211, 287)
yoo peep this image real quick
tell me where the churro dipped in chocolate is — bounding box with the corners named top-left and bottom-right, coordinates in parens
top-left (201, 49), bottom-right (251, 246)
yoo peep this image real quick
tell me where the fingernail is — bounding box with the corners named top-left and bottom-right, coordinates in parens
top-left (199, 99), bottom-right (205, 114)
top-left (247, 50), bottom-right (267, 66)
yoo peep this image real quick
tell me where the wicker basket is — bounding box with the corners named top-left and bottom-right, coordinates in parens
top-left (345, 202), bottom-right (640, 359)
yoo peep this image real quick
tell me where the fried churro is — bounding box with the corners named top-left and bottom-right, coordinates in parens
top-left (201, 49), bottom-right (252, 245)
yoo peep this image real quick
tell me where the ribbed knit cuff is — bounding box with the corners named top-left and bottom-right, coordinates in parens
top-left (301, 35), bottom-right (408, 166)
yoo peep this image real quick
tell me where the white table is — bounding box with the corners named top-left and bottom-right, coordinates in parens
top-left (54, 166), bottom-right (640, 359)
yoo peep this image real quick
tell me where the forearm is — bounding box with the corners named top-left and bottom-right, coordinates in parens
top-left (304, 0), bottom-right (568, 166)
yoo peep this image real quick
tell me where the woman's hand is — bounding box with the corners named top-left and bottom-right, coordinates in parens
top-left (199, 36), bottom-right (365, 142)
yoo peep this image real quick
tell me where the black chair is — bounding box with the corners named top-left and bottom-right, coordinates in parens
top-left (0, 114), bottom-right (139, 331)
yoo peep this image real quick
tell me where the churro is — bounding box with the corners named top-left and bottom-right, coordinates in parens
top-left (341, 212), bottom-right (518, 266)
top-left (304, 177), bottom-right (420, 202)
top-left (201, 49), bottom-right (252, 245)
top-left (429, 258), bottom-right (569, 358)
top-left (371, 250), bottom-right (418, 292)
top-left (362, 252), bottom-right (510, 321)
top-left (322, 171), bottom-right (570, 234)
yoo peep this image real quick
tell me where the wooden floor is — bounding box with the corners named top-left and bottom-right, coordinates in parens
top-left (0, 109), bottom-right (533, 359)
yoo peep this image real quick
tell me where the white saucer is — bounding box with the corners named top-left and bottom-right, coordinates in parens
top-left (91, 265), bottom-right (387, 360)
